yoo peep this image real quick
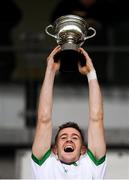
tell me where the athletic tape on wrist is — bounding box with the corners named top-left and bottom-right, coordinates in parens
top-left (87, 70), bottom-right (97, 82)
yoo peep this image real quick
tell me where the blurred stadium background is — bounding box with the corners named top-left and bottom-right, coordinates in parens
top-left (0, 0), bottom-right (129, 178)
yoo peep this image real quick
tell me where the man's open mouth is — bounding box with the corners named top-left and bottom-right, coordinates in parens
top-left (64, 146), bottom-right (74, 153)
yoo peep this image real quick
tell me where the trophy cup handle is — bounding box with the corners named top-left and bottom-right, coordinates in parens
top-left (84, 27), bottom-right (96, 40)
top-left (45, 25), bottom-right (57, 38)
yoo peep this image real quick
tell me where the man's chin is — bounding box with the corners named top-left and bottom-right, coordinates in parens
top-left (59, 153), bottom-right (78, 164)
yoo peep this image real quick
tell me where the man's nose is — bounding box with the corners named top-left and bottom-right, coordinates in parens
top-left (66, 139), bottom-right (73, 143)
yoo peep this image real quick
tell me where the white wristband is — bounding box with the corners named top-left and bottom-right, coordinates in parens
top-left (87, 70), bottom-right (97, 82)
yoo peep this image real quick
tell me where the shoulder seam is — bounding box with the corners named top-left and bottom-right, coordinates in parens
top-left (87, 149), bottom-right (106, 166)
top-left (31, 149), bottom-right (51, 166)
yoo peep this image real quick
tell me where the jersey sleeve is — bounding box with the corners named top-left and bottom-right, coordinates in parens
top-left (31, 149), bottom-right (52, 179)
top-left (87, 148), bottom-right (107, 178)
top-left (31, 149), bottom-right (51, 166)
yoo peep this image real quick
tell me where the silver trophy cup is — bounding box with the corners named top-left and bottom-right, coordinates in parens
top-left (45, 14), bottom-right (96, 51)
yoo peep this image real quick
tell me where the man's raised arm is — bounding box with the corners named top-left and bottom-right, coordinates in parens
top-left (78, 48), bottom-right (106, 159)
top-left (32, 46), bottom-right (61, 159)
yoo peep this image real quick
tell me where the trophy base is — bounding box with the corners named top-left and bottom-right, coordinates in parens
top-left (61, 43), bottom-right (79, 51)
top-left (54, 49), bottom-right (86, 73)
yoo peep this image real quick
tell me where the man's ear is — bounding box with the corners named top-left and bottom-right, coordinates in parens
top-left (81, 145), bottom-right (86, 155)
top-left (52, 145), bottom-right (58, 155)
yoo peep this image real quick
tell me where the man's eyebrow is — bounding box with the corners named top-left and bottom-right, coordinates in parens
top-left (59, 133), bottom-right (67, 137)
top-left (59, 133), bottom-right (81, 138)
top-left (72, 133), bottom-right (81, 138)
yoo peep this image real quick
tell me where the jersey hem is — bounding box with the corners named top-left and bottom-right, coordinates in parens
top-left (87, 148), bottom-right (106, 166)
top-left (31, 149), bottom-right (51, 166)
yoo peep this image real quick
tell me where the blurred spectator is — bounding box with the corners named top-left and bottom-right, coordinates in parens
top-left (50, 0), bottom-right (114, 84)
top-left (51, 0), bottom-right (111, 44)
top-left (0, 0), bottom-right (22, 82)
top-left (50, 0), bottom-right (128, 85)
top-left (51, 0), bottom-right (127, 38)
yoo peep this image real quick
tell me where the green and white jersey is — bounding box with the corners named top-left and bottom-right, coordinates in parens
top-left (31, 149), bottom-right (106, 179)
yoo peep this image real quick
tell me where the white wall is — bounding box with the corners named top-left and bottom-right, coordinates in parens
top-left (0, 85), bottom-right (129, 130)
top-left (0, 85), bottom-right (25, 128)
top-left (105, 151), bottom-right (129, 179)
top-left (52, 86), bottom-right (129, 129)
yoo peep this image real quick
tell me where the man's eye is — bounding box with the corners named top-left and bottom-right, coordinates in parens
top-left (72, 137), bottom-right (78, 140)
top-left (61, 136), bottom-right (67, 140)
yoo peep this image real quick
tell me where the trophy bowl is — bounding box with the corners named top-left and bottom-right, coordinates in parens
top-left (45, 14), bottom-right (96, 51)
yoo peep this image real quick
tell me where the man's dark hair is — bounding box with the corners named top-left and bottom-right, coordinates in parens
top-left (55, 122), bottom-right (84, 144)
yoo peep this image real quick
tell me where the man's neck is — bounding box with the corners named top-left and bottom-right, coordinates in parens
top-left (60, 160), bottom-right (78, 166)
